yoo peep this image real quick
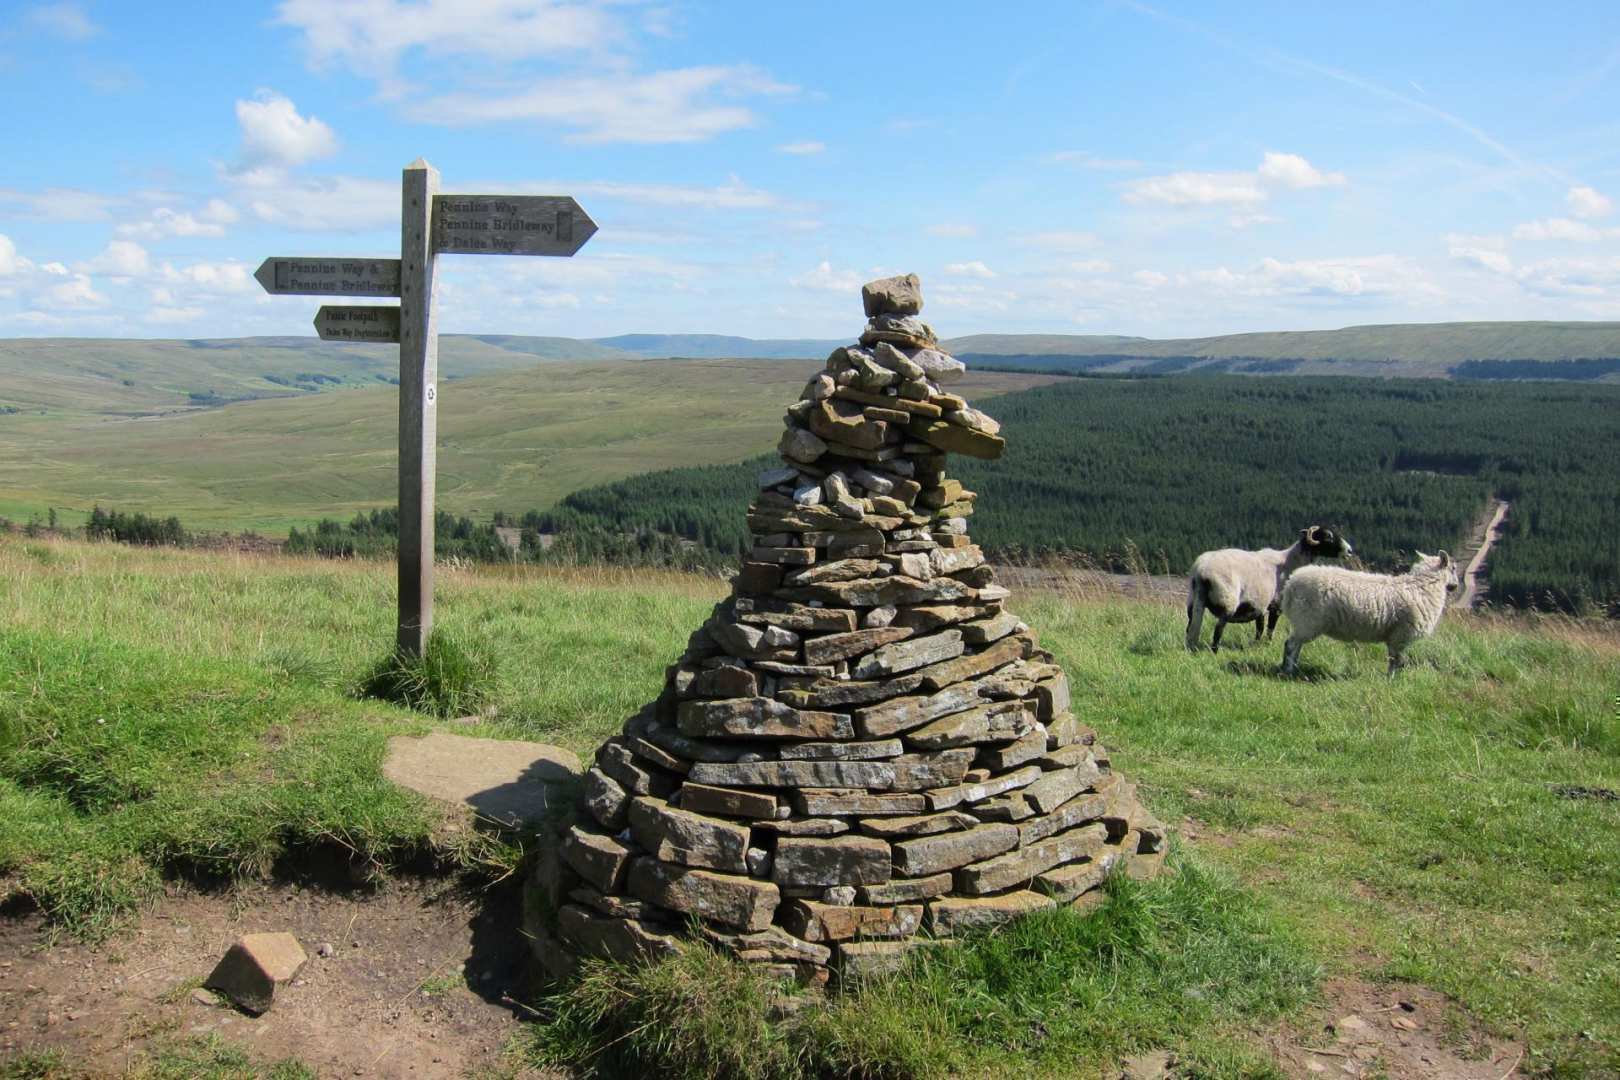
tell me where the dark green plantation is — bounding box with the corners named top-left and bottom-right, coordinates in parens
top-left (528, 375), bottom-right (1620, 614)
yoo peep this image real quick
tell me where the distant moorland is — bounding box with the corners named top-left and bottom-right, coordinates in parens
top-left (3, 320), bottom-right (1619, 420)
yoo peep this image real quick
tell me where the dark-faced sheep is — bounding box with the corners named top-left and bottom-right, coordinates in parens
top-left (1279, 551), bottom-right (1460, 675)
top-left (1185, 526), bottom-right (1353, 653)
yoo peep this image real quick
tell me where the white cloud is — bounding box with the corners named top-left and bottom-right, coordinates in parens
top-left (926, 223), bottom-right (978, 239)
top-left (1125, 171), bottom-right (1266, 207)
top-left (1017, 230), bottom-right (1100, 250)
top-left (276, 0), bottom-right (624, 85)
top-left (1512, 217), bottom-right (1620, 242)
top-left (1566, 185), bottom-right (1613, 220)
top-left (1446, 234), bottom-right (1514, 275)
top-left (1173, 255), bottom-right (1435, 299)
top-left (791, 261), bottom-right (863, 293)
top-left (118, 201), bottom-right (239, 240)
top-left (77, 240), bottom-right (151, 277)
top-left (44, 273), bottom-right (104, 308)
top-left (235, 91), bottom-right (339, 169)
top-left (277, 1), bottom-right (791, 145)
top-left (1068, 259), bottom-right (1112, 273)
top-left (1051, 151), bottom-right (1143, 170)
top-left (410, 65), bottom-right (792, 144)
top-left (242, 174), bottom-right (398, 232)
top-left (158, 260), bottom-right (255, 294)
top-left (1133, 270), bottom-right (1169, 287)
top-left (1516, 256), bottom-right (1620, 298)
top-left (777, 140), bottom-right (825, 155)
top-left (944, 260), bottom-right (996, 279)
top-left (0, 186), bottom-right (118, 221)
top-left (1256, 151), bottom-right (1346, 190)
top-left (1125, 152), bottom-right (1343, 208)
top-left (27, 3), bottom-right (97, 39)
top-left (0, 234), bottom-right (31, 276)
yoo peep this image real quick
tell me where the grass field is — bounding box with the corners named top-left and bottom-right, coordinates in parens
top-left (0, 361), bottom-right (1058, 534)
top-left (1, 535), bottom-right (1616, 1075)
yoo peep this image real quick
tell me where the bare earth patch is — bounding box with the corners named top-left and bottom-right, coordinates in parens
top-left (0, 876), bottom-right (556, 1078)
top-left (1267, 977), bottom-right (1526, 1079)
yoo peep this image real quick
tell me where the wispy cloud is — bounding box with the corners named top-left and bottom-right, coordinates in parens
top-left (776, 140), bottom-right (825, 155)
top-left (944, 260), bottom-right (996, 279)
top-left (1567, 184), bottom-right (1613, 220)
top-left (1124, 152), bottom-right (1344, 208)
top-left (277, 0), bottom-right (794, 145)
top-left (927, 223), bottom-right (978, 239)
top-left (26, 3), bottom-right (98, 40)
top-left (791, 261), bottom-right (863, 292)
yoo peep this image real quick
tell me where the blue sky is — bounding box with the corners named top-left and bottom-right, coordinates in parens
top-left (1, 1), bottom-right (1618, 341)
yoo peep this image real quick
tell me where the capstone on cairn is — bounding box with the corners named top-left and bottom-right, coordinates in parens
top-left (529, 273), bottom-right (1167, 986)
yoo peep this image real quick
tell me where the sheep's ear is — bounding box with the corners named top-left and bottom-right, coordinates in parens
top-left (1438, 550), bottom-right (1451, 567)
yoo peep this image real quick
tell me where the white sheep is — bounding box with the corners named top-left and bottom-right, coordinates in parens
top-left (1279, 552), bottom-right (1461, 676)
top-left (1185, 526), bottom-right (1352, 653)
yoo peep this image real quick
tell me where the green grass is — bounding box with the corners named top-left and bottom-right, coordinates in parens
top-left (0, 359), bottom-right (1056, 532)
top-left (358, 630), bottom-right (499, 718)
top-left (0, 1038), bottom-right (313, 1080)
top-left (2, 535), bottom-right (1617, 1073)
top-left (525, 857), bottom-right (1311, 1079)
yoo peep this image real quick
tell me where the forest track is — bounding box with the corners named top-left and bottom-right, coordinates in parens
top-left (1456, 498), bottom-right (1510, 609)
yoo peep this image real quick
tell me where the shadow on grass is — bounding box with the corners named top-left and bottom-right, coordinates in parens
top-left (1222, 657), bottom-right (1356, 682)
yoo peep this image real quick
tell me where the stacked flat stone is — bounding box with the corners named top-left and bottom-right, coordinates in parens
top-left (534, 274), bottom-right (1166, 986)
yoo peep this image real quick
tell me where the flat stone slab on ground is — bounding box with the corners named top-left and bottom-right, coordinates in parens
top-left (382, 732), bottom-right (581, 828)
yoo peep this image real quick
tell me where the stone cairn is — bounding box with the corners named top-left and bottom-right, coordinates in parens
top-left (532, 274), bottom-right (1166, 986)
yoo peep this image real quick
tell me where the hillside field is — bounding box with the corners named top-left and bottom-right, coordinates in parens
top-left (0, 360), bottom-right (1061, 533)
top-left (0, 537), bottom-right (1616, 1075)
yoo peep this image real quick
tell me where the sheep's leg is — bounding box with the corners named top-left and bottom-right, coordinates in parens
top-left (1281, 632), bottom-right (1308, 675)
top-left (1386, 643), bottom-right (1407, 676)
top-left (1210, 618), bottom-right (1228, 653)
top-left (1254, 618), bottom-right (1265, 644)
top-left (1185, 592), bottom-right (1205, 653)
top-left (1264, 603), bottom-right (1281, 641)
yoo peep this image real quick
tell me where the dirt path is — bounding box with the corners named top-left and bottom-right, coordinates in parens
top-left (1, 877), bottom-right (556, 1078)
top-left (1456, 499), bottom-right (1510, 609)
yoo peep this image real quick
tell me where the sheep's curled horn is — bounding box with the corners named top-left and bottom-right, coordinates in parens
top-left (1305, 525), bottom-right (1322, 542)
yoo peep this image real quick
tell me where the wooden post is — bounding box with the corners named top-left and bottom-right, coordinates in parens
top-left (397, 159), bottom-right (440, 657)
top-left (254, 165), bottom-right (594, 661)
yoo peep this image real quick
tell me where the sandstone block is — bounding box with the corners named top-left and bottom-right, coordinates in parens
top-left (1018, 790), bottom-right (1109, 846)
top-left (925, 764), bottom-right (1043, 811)
top-left (914, 635), bottom-right (1031, 693)
top-left (861, 273), bottom-right (923, 316)
top-left (557, 905), bottom-right (680, 964)
top-left (905, 700), bottom-right (1035, 749)
top-left (782, 900), bottom-right (923, 943)
top-left (773, 836), bottom-right (892, 887)
top-left (804, 627), bottom-right (915, 666)
top-left (857, 873), bottom-right (953, 904)
top-left (561, 825), bottom-right (633, 893)
top-left (956, 823), bottom-right (1109, 895)
top-left (582, 767), bottom-right (629, 831)
top-left (786, 575), bottom-right (974, 609)
top-left (701, 924), bottom-right (832, 966)
top-left (960, 611), bottom-right (1021, 645)
top-left (785, 559), bottom-right (889, 587)
top-left (857, 810), bottom-right (977, 839)
top-left (203, 932), bottom-right (307, 1015)
top-left (628, 796), bottom-right (751, 874)
top-left (926, 892), bottom-right (1053, 936)
top-left (794, 790), bottom-right (928, 816)
top-left (976, 727), bottom-right (1050, 772)
top-left (854, 679), bottom-right (988, 738)
top-left (627, 858), bottom-right (781, 932)
top-left (1020, 766), bottom-right (1092, 815)
top-left (907, 418), bottom-right (1004, 459)
top-left (779, 426), bottom-right (827, 464)
top-left (892, 822), bottom-right (1018, 877)
top-left (688, 760), bottom-right (895, 790)
top-left (1033, 676), bottom-right (1070, 722)
top-left (678, 698), bottom-right (853, 741)
top-left (779, 739), bottom-right (904, 761)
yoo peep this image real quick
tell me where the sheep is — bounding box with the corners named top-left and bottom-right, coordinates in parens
top-left (1185, 526), bottom-right (1353, 653)
top-left (1279, 551), bottom-right (1461, 676)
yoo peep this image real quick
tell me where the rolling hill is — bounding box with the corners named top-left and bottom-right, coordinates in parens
top-left (5, 320), bottom-right (1620, 423)
top-left (0, 359), bottom-right (1061, 532)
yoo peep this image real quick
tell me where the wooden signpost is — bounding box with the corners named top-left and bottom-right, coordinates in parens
top-left (257, 159), bottom-right (598, 656)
